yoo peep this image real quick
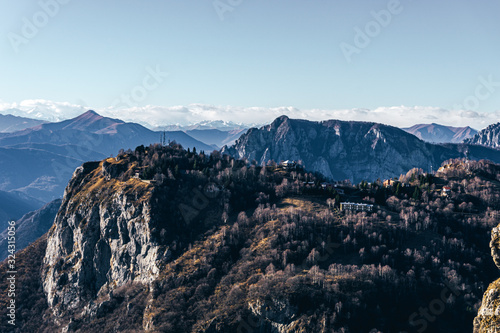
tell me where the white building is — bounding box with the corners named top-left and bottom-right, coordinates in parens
top-left (340, 202), bottom-right (373, 212)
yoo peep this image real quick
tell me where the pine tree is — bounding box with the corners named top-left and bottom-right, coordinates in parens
top-left (412, 187), bottom-right (421, 201)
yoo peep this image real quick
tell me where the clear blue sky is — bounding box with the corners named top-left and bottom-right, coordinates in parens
top-left (1, 0), bottom-right (499, 115)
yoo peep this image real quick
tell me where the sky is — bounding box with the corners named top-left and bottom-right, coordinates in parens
top-left (0, 0), bottom-right (499, 129)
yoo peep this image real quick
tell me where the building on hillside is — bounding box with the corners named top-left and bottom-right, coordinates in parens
top-left (321, 183), bottom-right (345, 194)
top-left (340, 202), bottom-right (374, 212)
top-left (321, 182), bottom-right (333, 189)
top-left (441, 186), bottom-right (451, 196)
top-left (383, 179), bottom-right (399, 187)
top-left (281, 160), bottom-right (297, 169)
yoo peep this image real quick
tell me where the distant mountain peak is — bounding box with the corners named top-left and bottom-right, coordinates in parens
top-left (0, 114), bottom-right (46, 133)
top-left (270, 115), bottom-right (291, 128)
top-left (222, 117), bottom-right (500, 182)
top-left (75, 110), bottom-right (102, 120)
top-left (402, 123), bottom-right (477, 143)
top-left (84, 109), bottom-right (99, 116)
top-left (154, 119), bottom-right (252, 132)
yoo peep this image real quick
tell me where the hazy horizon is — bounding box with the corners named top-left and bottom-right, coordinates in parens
top-left (1, 1), bottom-right (499, 130)
top-left (0, 99), bottom-right (498, 131)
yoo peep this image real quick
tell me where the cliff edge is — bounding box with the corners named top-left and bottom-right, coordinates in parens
top-left (474, 224), bottom-right (500, 332)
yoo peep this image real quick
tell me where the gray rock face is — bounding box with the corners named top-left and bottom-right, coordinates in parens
top-left (473, 224), bottom-right (500, 332)
top-left (490, 225), bottom-right (500, 270)
top-left (222, 116), bottom-right (490, 183)
top-left (248, 298), bottom-right (299, 332)
top-left (42, 160), bottom-right (160, 319)
top-left (466, 122), bottom-right (500, 149)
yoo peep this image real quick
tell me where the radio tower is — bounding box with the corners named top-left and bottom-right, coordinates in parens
top-left (465, 149), bottom-right (470, 171)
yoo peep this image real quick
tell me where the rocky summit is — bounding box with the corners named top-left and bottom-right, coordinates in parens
top-left (222, 116), bottom-right (500, 183)
top-left (466, 122), bottom-right (500, 149)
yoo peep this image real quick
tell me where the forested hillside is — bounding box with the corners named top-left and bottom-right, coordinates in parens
top-left (0, 144), bottom-right (499, 332)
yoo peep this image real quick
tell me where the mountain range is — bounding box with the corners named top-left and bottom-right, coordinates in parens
top-left (4, 112), bottom-right (500, 266)
top-left (2, 111), bottom-right (500, 204)
top-left (0, 110), bottom-right (214, 203)
top-left (0, 189), bottom-right (44, 232)
top-left (0, 114), bottom-right (46, 133)
top-left (222, 116), bottom-right (500, 183)
top-left (0, 199), bottom-right (60, 261)
top-left (402, 123), bottom-right (477, 143)
top-left (3, 111), bottom-right (500, 331)
top-left (184, 129), bottom-right (247, 148)
top-left (1, 146), bottom-right (498, 332)
top-left (157, 119), bottom-right (250, 131)
top-left (154, 120), bottom-right (249, 148)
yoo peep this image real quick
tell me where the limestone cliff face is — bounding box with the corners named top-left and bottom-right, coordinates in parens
top-left (465, 122), bottom-right (500, 149)
top-left (474, 224), bottom-right (500, 332)
top-left (222, 116), bottom-right (475, 182)
top-left (42, 158), bottom-right (160, 319)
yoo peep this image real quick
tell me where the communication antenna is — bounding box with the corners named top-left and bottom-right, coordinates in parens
top-left (160, 131), bottom-right (166, 146)
top-left (465, 148), bottom-right (470, 171)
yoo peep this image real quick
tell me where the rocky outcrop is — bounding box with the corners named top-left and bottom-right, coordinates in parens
top-left (465, 122), bottom-right (500, 149)
top-left (42, 158), bottom-right (161, 322)
top-left (222, 116), bottom-right (500, 183)
top-left (474, 224), bottom-right (500, 332)
top-left (248, 298), bottom-right (299, 333)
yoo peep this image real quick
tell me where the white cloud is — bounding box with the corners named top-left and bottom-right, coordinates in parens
top-left (0, 99), bottom-right (88, 122)
top-left (0, 99), bottom-right (498, 131)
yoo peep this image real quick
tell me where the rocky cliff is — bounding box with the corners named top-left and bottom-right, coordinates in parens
top-left (42, 156), bottom-right (162, 325)
top-left (3, 144), bottom-right (500, 332)
top-left (466, 122), bottom-right (500, 149)
top-left (222, 116), bottom-right (500, 183)
top-left (474, 224), bottom-right (500, 332)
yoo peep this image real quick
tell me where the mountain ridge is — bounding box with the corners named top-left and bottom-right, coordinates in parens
top-left (402, 123), bottom-right (477, 143)
top-left (0, 199), bottom-right (61, 261)
top-left (0, 111), bottom-right (215, 202)
top-left (223, 116), bottom-right (500, 182)
top-left (0, 114), bottom-right (46, 133)
top-left (465, 122), bottom-right (500, 149)
top-left (1, 147), bottom-right (499, 332)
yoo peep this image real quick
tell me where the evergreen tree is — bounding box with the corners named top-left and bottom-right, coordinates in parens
top-left (412, 186), bottom-right (421, 201)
